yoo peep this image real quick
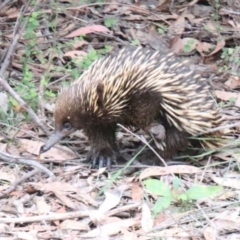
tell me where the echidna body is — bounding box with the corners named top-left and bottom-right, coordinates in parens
top-left (40, 47), bottom-right (223, 167)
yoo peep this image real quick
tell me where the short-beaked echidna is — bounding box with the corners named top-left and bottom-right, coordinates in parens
top-left (40, 47), bottom-right (224, 168)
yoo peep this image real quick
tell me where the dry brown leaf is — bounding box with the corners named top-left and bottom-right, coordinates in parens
top-left (171, 37), bottom-right (199, 54)
top-left (225, 76), bottom-right (240, 89)
top-left (205, 21), bottom-right (219, 36)
top-left (0, 171), bottom-right (16, 183)
top-left (35, 196), bottom-right (51, 215)
top-left (197, 39), bottom-right (225, 57)
top-left (98, 191), bottom-right (122, 214)
top-left (141, 203), bottom-right (153, 233)
top-left (7, 145), bottom-right (20, 156)
top-left (215, 90), bottom-right (238, 101)
top-left (214, 211), bottom-right (240, 230)
top-left (204, 227), bottom-right (217, 240)
top-left (72, 40), bottom-right (88, 49)
top-left (0, 143), bottom-right (7, 151)
top-left (196, 42), bottom-right (215, 56)
top-left (168, 14), bottom-right (185, 35)
top-left (18, 139), bottom-right (77, 161)
top-left (139, 165), bottom-right (201, 180)
top-left (235, 95), bottom-right (240, 108)
top-left (122, 229), bottom-right (138, 240)
top-left (3, 7), bottom-right (20, 19)
top-left (54, 190), bottom-right (77, 209)
top-left (60, 219), bottom-right (89, 231)
top-left (81, 218), bottom-right (140, 238)
top-left (144, 228), bottom-right (191, 238)
top-left (131, 183), bottom-right (142, 201)
top-left (212, 176), bottom-right (240, 189)
top-left (15, 232), bottom-right (37, 240)
top-left (66, 25), bottom-right (111, 38)
top-left (63, 50), bottom-right (87, 59)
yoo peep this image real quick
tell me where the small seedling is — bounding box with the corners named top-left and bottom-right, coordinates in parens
top-left (144, 178), bottom-right (222, 217)
top-left (104, 17), bottom-right (117, 28)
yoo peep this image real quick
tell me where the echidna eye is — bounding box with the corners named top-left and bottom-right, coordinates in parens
top-left (63, 122), bottom-right (72, 129)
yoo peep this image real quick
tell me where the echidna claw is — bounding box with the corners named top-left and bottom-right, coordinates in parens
top-left (89, 148), bottom-right (116, 169)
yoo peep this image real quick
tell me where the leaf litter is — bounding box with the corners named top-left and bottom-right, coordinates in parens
top-left (0, 0), bottom-right (240, 239)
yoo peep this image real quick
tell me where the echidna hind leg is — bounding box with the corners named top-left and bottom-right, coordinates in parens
top-left (158, 127), bottom-right (189, 160)
top-left (145, 123), bottom-right (166, 150)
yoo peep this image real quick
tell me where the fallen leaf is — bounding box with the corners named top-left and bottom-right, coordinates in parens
top-left (35, 196), bottom-right (51, 215)
top-left (99, 191), bottom-right (122, 214)
top-left (139, 165), bottom-right (201, 180)
top-left (0, 171), bottom-right (16, 183)
top-left (81, 218), bottom-right (139, 238)
top-left (204, 227), bottom-right (217, 240)
top-left (225, 76), bottom-right (240, 89)
top-left (215, 90), bottom-right (238, 101)
top-left (141, 203), bottom-right (153, 233)
top-left (63, 50), bottom-right (87, 59)
top-left (171, 37), bottom-right (199, 54)
top-left (18, 139), bottom-right (77, 161)
top-left (197, 39), bottom-right (225, 57)
top-left (131, 183), bottom-right (142, 201)
top-left (60, 220), bottom-right (89, 230)
top-left (66, 25), bottom-right (111, 38)
top-left (168, 14), bottom-right (185, 35)
top-left (212, 176), bottom-right (240, 189)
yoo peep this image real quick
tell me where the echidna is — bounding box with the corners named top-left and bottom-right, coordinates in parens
top-left (40, 47), bottom-right (224, 168)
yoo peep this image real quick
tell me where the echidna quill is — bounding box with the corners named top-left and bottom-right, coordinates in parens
top-left (40, 47), bottom-right (224, 168)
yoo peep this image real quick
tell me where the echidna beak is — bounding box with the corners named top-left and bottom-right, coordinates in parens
top-left (40, 131), bottom-right (64, 154)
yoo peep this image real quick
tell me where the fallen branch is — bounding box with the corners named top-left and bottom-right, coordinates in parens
top-left (0, 151), bottom-right (54, 177)
top-left (0, 169), bottom-right (39, 198)
top-left (0, 202), bottom-right (140, 223)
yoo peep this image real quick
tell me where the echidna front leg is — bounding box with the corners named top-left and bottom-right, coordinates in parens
top-left (85, 125), bottom-right (121, 168)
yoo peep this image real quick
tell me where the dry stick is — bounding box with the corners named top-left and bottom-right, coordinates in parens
top-left (0, 202), bottom-right (140, 224)
top-left (0, 151), bottom-right (54, 177)
top-left (0, 169), bottom-right (39, 199)
top-left (0, 5), bottom-right (27, 76)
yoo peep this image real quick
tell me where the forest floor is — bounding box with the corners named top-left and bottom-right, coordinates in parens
top-left (1, 0), bottom-right (240, 239)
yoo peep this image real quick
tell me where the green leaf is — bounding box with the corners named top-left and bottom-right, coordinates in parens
top-left (153, 196), bottom-right (172, 215)
top-left (173, 177), bottom-right (180, 192)
top-left (144, 179), bottom-right (172, 197)
top-left (9, 96), bottom-right (18, 107)
top-left (104, 18), bottom-right (117, 28)
top-left (228, 97), bottom-right (236, 103)
top-left (228, 48), bottom-right (234, 55)
top-left (131, 39), bottom-right (140, 46)
top-left (158, 28), bottom-right (164, 34)
top-left (179, 185), bottom-right (222, 201)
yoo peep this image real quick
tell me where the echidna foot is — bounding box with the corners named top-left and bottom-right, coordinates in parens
top-left (88, 147), bottom-right (117, 169)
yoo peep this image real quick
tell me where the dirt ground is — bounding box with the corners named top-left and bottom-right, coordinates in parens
top-left (1, 0), bottom-right (240, 239)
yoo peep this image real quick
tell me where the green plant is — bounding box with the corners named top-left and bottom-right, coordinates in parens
top-left (144, 178), bottom-right (222, 217)
top-left (104, 17), bottom-right (117, 28)
top-left (183, 39), bottom-right (196, 53)
top-left (74, 45), bottom-right (112, 71)
top-left (131, 39), bottom-right (140, 46)
top-left (220, 47), bottom-right (240, 77)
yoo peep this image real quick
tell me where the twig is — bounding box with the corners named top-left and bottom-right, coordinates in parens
top-left (0, 202), bottom-right (140, 223)
top-left (117, 124), bottom-right (169, 168)
top-left (0, 5), bottom-right (28, 76)
top-left (0, 151), bottom-right (54, 177)
top-left (0, 169), bottom-right (39, 199)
